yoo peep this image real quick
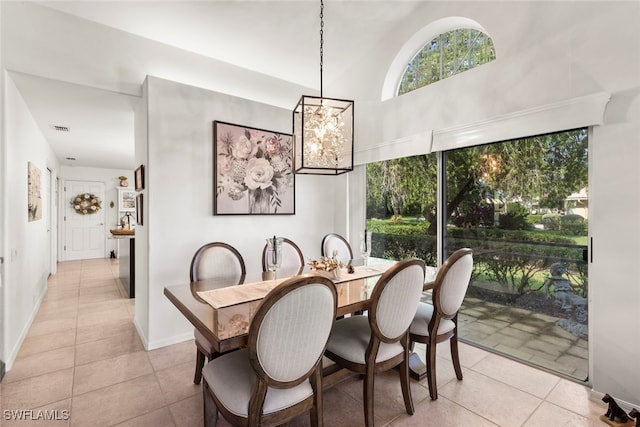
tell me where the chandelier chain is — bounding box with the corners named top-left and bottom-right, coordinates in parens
top-left (319, 0), bottom-right (324, 97)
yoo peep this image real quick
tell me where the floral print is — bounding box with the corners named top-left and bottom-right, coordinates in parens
top-left (215, 123), bottom-right (294, 214)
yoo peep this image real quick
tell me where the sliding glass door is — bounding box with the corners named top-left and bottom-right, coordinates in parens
top-left (365, 129), bottom-right (589, 379)
top-left (444, 129), bottom-right (589, 380)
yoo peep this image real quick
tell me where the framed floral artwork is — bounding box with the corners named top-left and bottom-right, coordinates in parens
top-left (214, 121), bottom-right (295, 215)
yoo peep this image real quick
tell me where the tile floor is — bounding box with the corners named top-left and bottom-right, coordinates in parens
top-left (0, 259), bottom-right (607, 426)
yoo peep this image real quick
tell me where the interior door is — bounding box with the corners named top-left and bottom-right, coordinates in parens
top-left (63, 180), bottom-right (106, 260)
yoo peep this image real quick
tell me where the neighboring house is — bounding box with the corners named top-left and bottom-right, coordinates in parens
top-left (565, 187), bottom-right (589, 219)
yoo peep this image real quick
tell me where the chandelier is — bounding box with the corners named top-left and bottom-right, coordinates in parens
top-left (293, 0), bottom-right (354, 175)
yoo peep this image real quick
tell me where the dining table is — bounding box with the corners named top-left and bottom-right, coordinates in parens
top-left (163, 258), bottom-right (434, 381)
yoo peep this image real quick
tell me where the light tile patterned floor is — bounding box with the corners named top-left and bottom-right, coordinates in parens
top-left (0, 259), bottom-right (606, 426)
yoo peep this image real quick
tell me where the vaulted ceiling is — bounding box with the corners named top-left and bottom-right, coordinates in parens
top-left (8, 1), bottom-right (430, 170)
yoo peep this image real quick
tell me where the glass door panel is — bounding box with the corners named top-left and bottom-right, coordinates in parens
top-left (365, 154), bottom-right (438, 266)
top-left (444, 129), bottom-right (589, 380)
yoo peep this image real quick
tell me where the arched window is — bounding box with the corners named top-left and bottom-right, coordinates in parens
top-left (398, 29), bottom-right (495, 95)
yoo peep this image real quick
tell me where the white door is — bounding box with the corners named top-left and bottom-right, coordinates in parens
top-left (63, 181), bottom-right (106, 260)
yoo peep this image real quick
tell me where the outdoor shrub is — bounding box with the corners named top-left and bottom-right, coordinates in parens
top-left (446, 226), bottom-right (575, 245)
top-left (478, 252), bottom-right (547, 295)
top-left (499, 203), bottom-right (529, 230)
top-left (366, 220), bottom-right (430, 235)
top-left (390, 215), bottom-right (403, 222)
top-left (542, 213), bottom-right (561, 231)
top-left (565, 261), bottom-right (589, 298)
top-left (371, 232), bottom-right (437, 266)
top-left (561, 214), bottom-right (587, 236)
top-left (451, 202), bottom-right (494, 228)
top-left (526, 214), bottom-right (544, 225)
top-left (367, 220), bottom-right (586, 296)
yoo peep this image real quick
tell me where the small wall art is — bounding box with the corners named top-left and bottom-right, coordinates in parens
top-left (118, 188), bottom-right (136, 212)
top-left (135, 165), bottom-right (145, 191)
top-left (213, 121), bottom-right (295, 215)
top-left (136, 193), bottom-right (144, 226)
top-left (27, 161), bottom-right (42, 221)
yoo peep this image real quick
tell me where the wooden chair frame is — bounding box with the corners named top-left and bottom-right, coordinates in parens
top-left (190, 242), bottom-right (246, 384)
top-left (321, 233), bottom-right (353, 260)
top-left (190, 241), bottom-right (246, 282)
top-left (203, 275), bottom-right (337, 427)
top-left (325, 258), bottom-right (425, 426)
top-left (409, 248), bottom-right (473, 400)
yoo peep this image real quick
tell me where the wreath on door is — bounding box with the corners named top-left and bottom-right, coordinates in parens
top-left (71, 193), bottom-right (102, 215)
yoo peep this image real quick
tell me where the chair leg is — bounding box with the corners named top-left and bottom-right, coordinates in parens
top-left (202, 378), bottom-right (218, 427)
top-left (194, 348), bottom-right (206, 384)
top-left (311, 367), bottom-right (323, 427)
top-left (450, 337), bottom-right (463, 380)
top-left (363, 365), bottom-right (376, 427)
top-left (426, 341), bottom-right (438, 400)
top-left (399, 355), bottom-right (415, 415)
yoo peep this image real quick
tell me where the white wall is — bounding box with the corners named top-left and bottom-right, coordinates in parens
top-left (59, 166), bottom-right (135, 257)
top-left (2, 73), bottom-right (60, 370)
top-left (140, 76), bottom-right (346, 349)
top-left (133, 79), bottom-right (150, 348)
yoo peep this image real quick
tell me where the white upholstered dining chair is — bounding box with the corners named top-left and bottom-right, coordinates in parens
top-left (261, 237), bottom-right (305, 276)
top-left (324, 258), bottom-right (426, 426)
top-left (321, 233), bottom-right (353, 264)
top-left (190, 242), bottom-right (246, 384)
top-left (202, 274), bottom-right (337, 427)
top-left (409, 248), bottom-right (473, 400)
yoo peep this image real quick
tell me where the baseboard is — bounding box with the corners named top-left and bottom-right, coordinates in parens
top-left (133, 316), bottom-right (149, 350)
top-left (146, 331), bottom-right (195, 351)
top-left (3, 283), bottom-right (47, 372)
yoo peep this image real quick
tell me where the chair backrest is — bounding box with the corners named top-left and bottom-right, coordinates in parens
top-left (369, 259), bottom-right (425, 342)
top-left (261, 237), bottom-right (305, 275)
top-left (190, 242), bottom-right (246, 283)
top-left (321, 233), bottom-right (353, 263)
top-left (248, 275), bottom-right (337, 386)
top-left (433, 248), bottom-right (473, 319)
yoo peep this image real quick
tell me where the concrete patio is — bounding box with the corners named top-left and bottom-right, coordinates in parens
top-left (457, 296), bottom-right (589, 381)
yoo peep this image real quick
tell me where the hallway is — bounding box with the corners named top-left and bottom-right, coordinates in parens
top-left (1, 259), bottom-right (605, 426)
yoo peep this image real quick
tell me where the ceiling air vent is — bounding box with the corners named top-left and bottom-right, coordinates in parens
top-left (51, 125), bottom-right (70, 132)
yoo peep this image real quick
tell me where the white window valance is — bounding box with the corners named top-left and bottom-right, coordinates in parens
top-left (431, 92), bottom-right (610, 153)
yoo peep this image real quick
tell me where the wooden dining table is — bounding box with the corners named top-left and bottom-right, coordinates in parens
top-left (163, 258), bottom-right (433, 380)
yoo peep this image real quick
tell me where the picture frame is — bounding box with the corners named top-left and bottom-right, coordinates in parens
top-left (136, 193), bottom-right (143, 226)
top-left (27, 161), bottom-right (42, 222)
top-left (213, 121), bottom-right (295, 215)
top-left (118, 188), bottom-right (136, 212)
top-left (134, 165), bottom-right (145, 191)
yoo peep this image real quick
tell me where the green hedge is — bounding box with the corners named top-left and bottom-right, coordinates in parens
top-left (542, 213), bottom-right (561, 231)
top-left (367, 220), bottom-right (587, 297)
top-left (561, 214), bottom-right (587, 236)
